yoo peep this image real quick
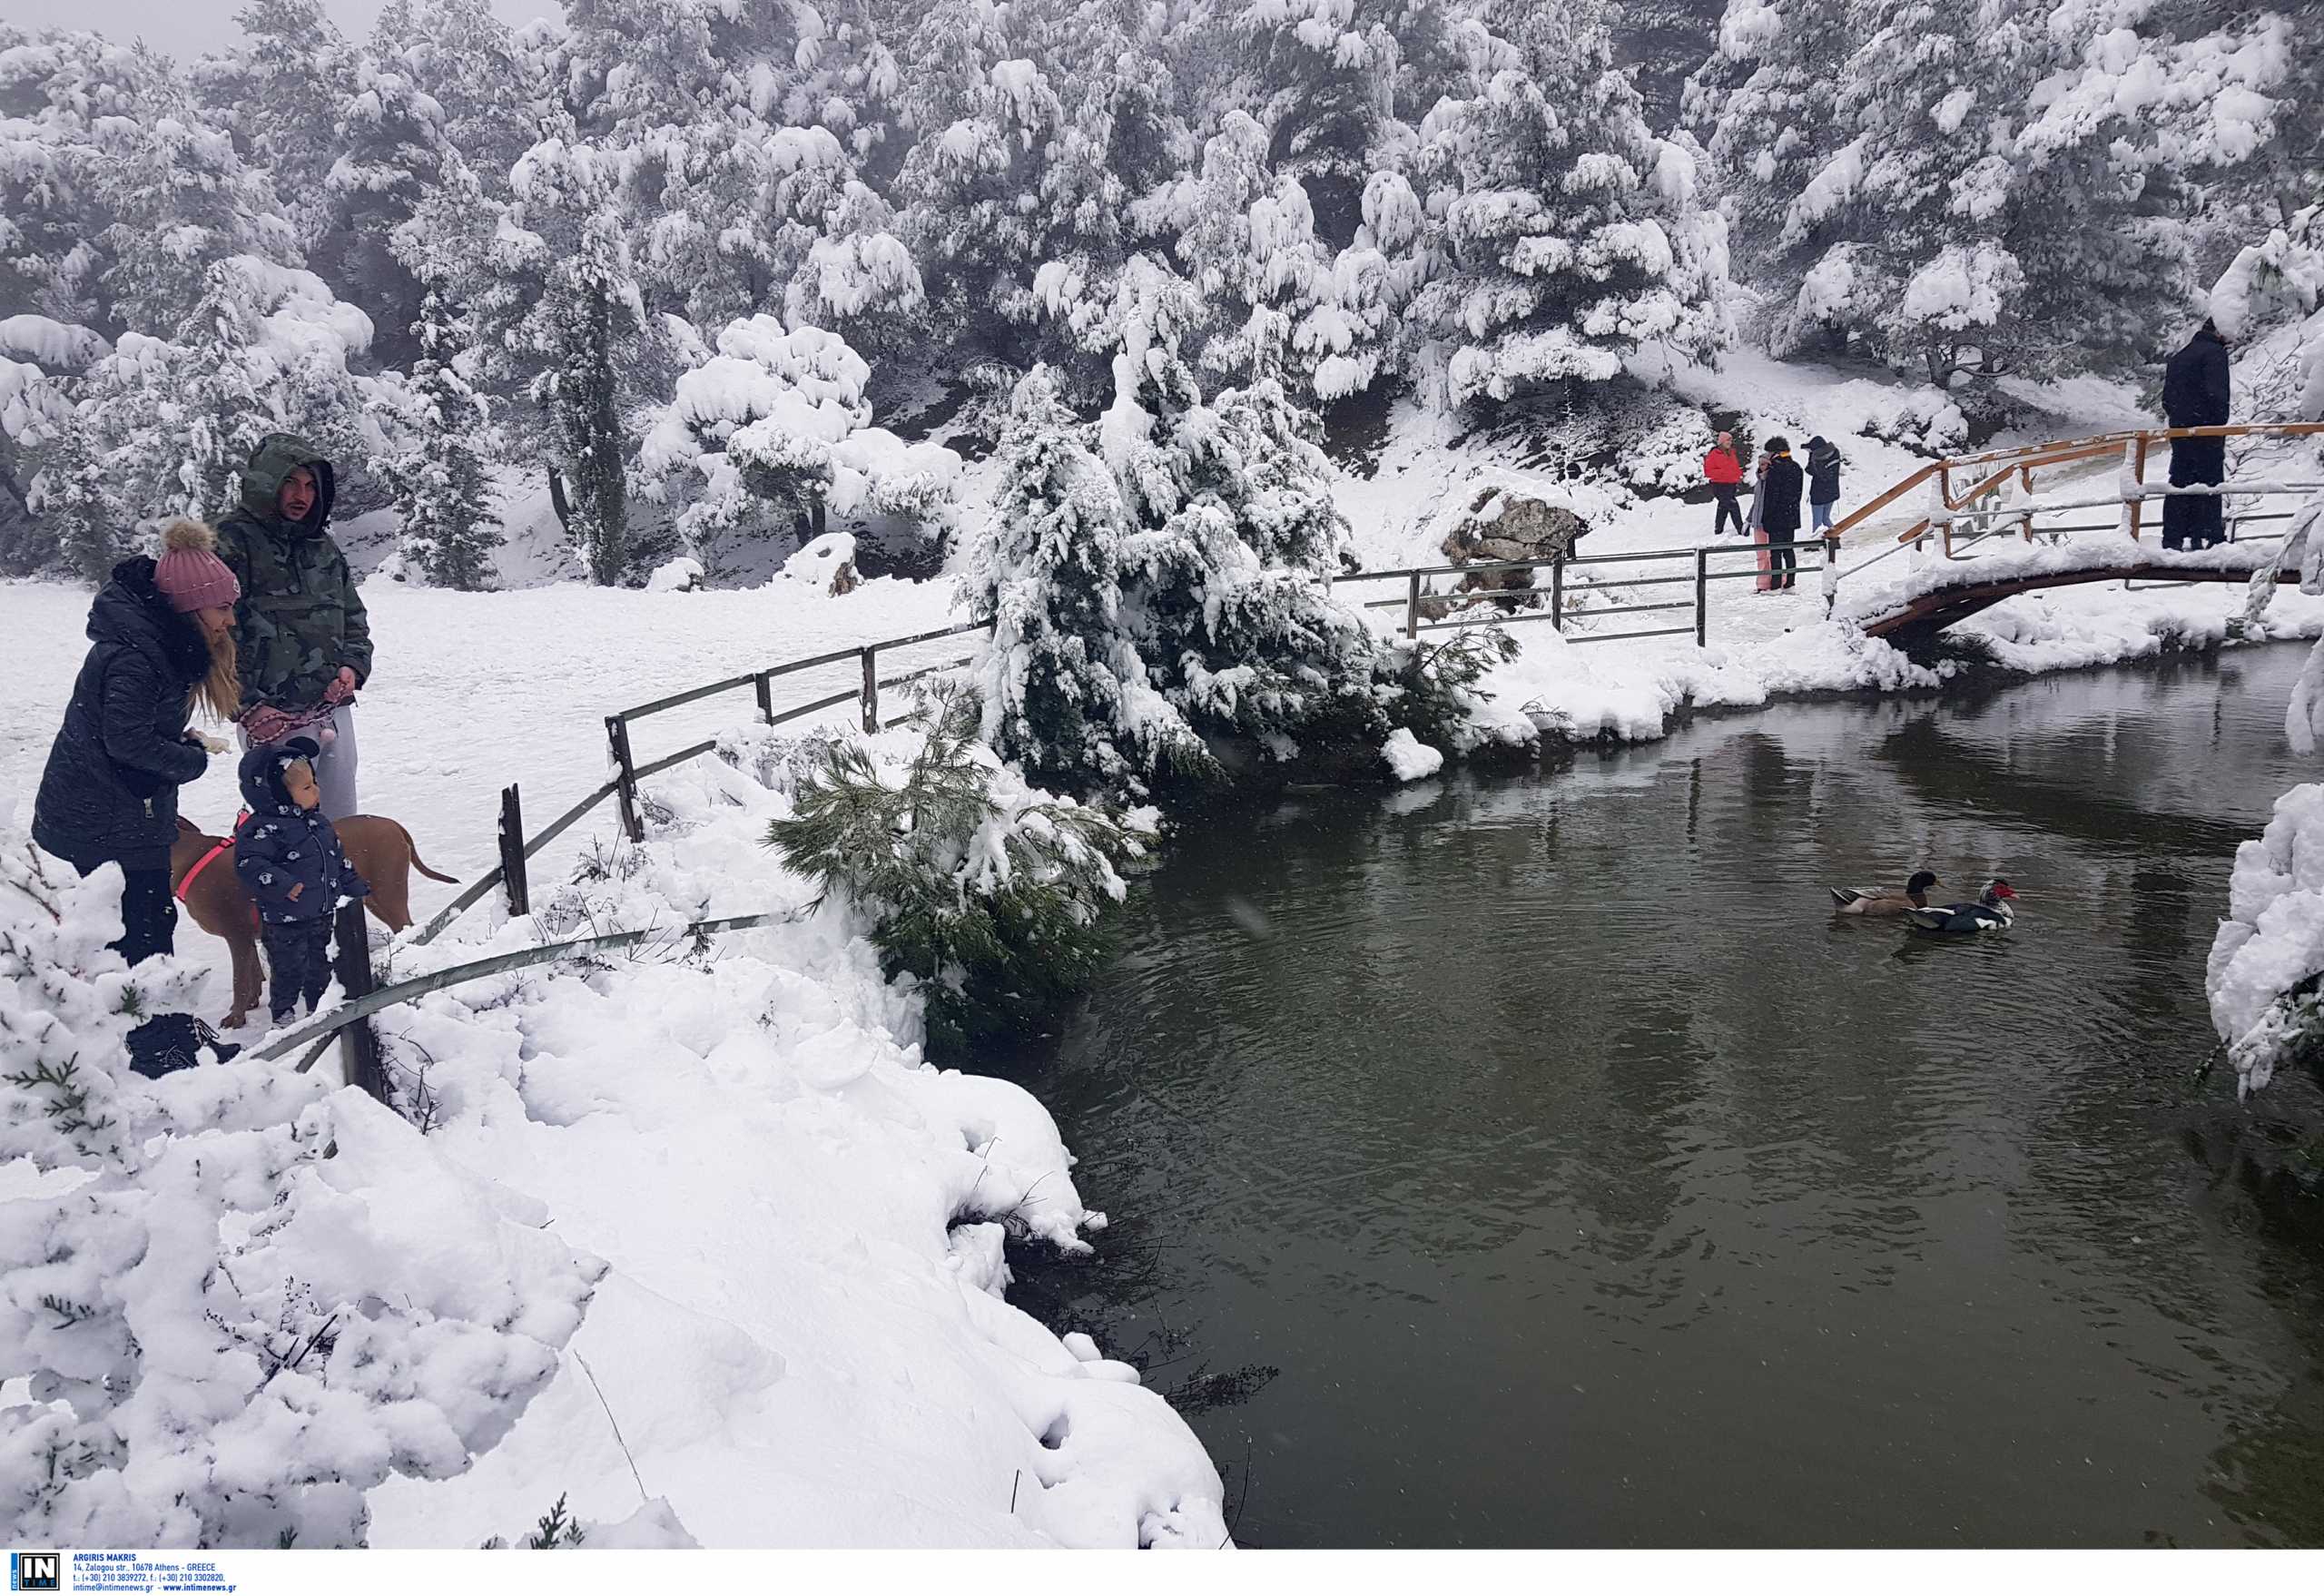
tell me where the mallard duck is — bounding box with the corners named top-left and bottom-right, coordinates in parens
top-left (1903, 879), bottom-right (2016, 934)
top-left (1831, 870), bottom-right (1940, 916)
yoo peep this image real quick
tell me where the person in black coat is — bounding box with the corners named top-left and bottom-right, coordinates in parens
top-left (1758, 437), bottom-right (1807, 590)
top-left (1805, 437), bottom-right (1843, 533)
top-left (232, 739), bottom-right (369, 1023)
top-left (32, 521), bottom-right (247, 1073)
top-left (2161, 320), bottom-right (2231, 550)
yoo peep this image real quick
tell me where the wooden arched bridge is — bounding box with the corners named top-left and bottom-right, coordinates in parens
top-left (1825, 421), bottom-right (2324, 649)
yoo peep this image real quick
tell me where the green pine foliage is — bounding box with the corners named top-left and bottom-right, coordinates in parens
top-left (766, 703), bottom-right (1149, 1057)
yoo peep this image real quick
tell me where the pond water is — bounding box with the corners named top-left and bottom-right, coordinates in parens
top-left (1014, 644), bottom-right (2324, 1547)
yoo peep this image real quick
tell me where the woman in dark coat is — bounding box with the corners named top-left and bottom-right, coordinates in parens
top-left (1758, 437), bottom-right (1807, 591)
top-left (31, 521), bottom-right (245, 1069)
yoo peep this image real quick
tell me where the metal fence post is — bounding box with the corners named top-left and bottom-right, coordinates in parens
top-left (497, 783), bottom-right (529, 919)
top-left (332, 900), bottom-right (389, 1104)
top-left (1551, 560), bottom-right (1565, 632)
top-left (1404, 571), bottom-right (1421, 640)
top-left (606, 714), bottom-right (643, 842)
top-left (861, 646), bottom-right (880, 733)
top-left (1694, 547), bottom-right (1709, 647)
top-left (754, 671), bottom-right (773, 724)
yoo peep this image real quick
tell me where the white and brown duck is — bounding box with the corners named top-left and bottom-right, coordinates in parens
top-left (1830, 870), bottom-right (1940, 917)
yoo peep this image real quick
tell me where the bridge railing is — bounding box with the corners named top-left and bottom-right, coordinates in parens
top-left (1827, 422), bottom-right (2324, 551)
top-left (1825, 421), bottom-right (2324, 609)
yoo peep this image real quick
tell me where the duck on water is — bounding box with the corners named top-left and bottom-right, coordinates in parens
top-left (1829, 870), bottom-right (1941, 916)
top-left (1904, 879), bottom-right (2018, 935)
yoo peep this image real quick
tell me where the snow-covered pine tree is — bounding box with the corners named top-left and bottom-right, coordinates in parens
top-left (966, 363), bottom-right (1154, 788)
top-left (89, 53), bottom-right (303, 338)
top-left (378, 293), bottom-right (500, 588)
top-left (0, 319), bottom-right (108, 573)
top-left (195, 0), bottom-right (359, 246)
top-left (1159, 113), bottom-right (1334, 390)
top-left (623, 120), bottom-right (923, 348)
top-left (767, 701), bottom-right (1147, 1055)
top-left (0, 28), bottom-right (145, 334)
top-left (22, 408), bottom-right (116, 582)
top-left (1413, 0), bottom-right (1728, 409)
top-left (317, 54), bottom-right (454, 367)
top-left (1697, 0), bottom-right (2299, 385)
top-left (972, 257), bottom-right (1391, 797)
top-left (894, 0), bottom-right (1170, 376)
top-left (369, 0), bottom-right (547, 202)
top-left (1215, 0), bottom-right (1403, 250)
top-left (479, 136), bottom-right (666, 585)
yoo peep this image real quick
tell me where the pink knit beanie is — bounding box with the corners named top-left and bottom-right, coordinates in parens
top-left (153, 519), bottom-right (241, 612)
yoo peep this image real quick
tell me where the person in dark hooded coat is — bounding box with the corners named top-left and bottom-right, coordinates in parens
top-left (1805, 436), bottom-right (1843, 533)
top-left (214, 432), bottom-right (372, 818)
top-left (32, 519), bottom-right (247, 1072)
top-left (232, 739), bottom-right (370, 1024)
top-left (2161, 320), bottom-right (2231, 550)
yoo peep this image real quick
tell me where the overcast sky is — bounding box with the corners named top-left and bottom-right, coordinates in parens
top-left (8, 0), bottom-right (557, 58)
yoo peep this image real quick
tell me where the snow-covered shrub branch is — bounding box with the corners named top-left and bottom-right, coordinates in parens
top-left (0, 838), bottom-right (604, 1547)
top-left (765, 705), bottom-right (1150, 1057)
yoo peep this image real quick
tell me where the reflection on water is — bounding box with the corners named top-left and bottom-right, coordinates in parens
top-left (1014, 646), bottom-right (2324, 1547)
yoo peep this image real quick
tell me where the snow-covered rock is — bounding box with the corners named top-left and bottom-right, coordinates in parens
top-left (776, 532), bottom-right (858, 596)
top-left (645, 557), bottom-right (705, 593)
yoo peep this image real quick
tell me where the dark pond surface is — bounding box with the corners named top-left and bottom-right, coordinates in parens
top-left (1015, 645), bottom-right (2324, 1547)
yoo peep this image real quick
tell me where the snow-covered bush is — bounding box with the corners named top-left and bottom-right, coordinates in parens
top-left (2211, 202), bottom-right (2324, 426)
top-left (639, 315), bottom-right (960, 577)
top-left (766, 710), bottom-right (1149, 1057)
top-left (0, 838), bottom-right (604, 1547)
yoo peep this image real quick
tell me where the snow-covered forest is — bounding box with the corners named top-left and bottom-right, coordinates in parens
top-left (4, 0), bottom-right (2320, 592)
top-left (9, 0), bottom-right (2324, 1557)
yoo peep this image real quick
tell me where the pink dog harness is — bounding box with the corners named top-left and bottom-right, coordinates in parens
top-left (174, 811), bottom-right (249, 911)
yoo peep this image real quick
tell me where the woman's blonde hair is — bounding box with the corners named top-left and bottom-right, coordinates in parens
top-left (190, 629), bottom-right (240, 724)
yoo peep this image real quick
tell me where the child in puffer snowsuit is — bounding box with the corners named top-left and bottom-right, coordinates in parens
top-left (233, 738), bottom-right (369, 1023)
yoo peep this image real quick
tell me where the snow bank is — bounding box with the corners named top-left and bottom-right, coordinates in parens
top-left (2209, 783), bottom-right (2324, 1097)
top-left (1382, 727), bottom-right (1443, 781)
top-left (362, 729), bottom-right (1226, 1549)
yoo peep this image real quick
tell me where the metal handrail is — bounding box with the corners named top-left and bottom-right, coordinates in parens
top-left (264, 908), bottom-right (814, 1062)
top-left (412, 615), bottom-right (995, 946)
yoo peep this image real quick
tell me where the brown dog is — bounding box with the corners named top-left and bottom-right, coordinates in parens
top-left (172, 813), bottom-right (458, 1028)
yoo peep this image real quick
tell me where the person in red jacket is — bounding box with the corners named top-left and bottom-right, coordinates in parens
top-left (1704, 432), bottom-right (1745, 537)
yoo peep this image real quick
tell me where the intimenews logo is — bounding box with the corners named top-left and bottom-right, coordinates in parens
top-left (8, 1553), bottom-right (58, 1592)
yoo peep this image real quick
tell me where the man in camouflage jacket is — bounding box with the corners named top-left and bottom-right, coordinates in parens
top-left (214, 433), bottom-right (373, 819)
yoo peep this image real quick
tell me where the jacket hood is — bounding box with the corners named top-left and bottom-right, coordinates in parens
top-left (236, 433), bottom-right (337, 537)
top-left (1807, 438), bottom-right (1840, 462)
top-left (89, 557), bottom-right (211, 685)
top-left (237, 737), bottom-right (321, 812)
